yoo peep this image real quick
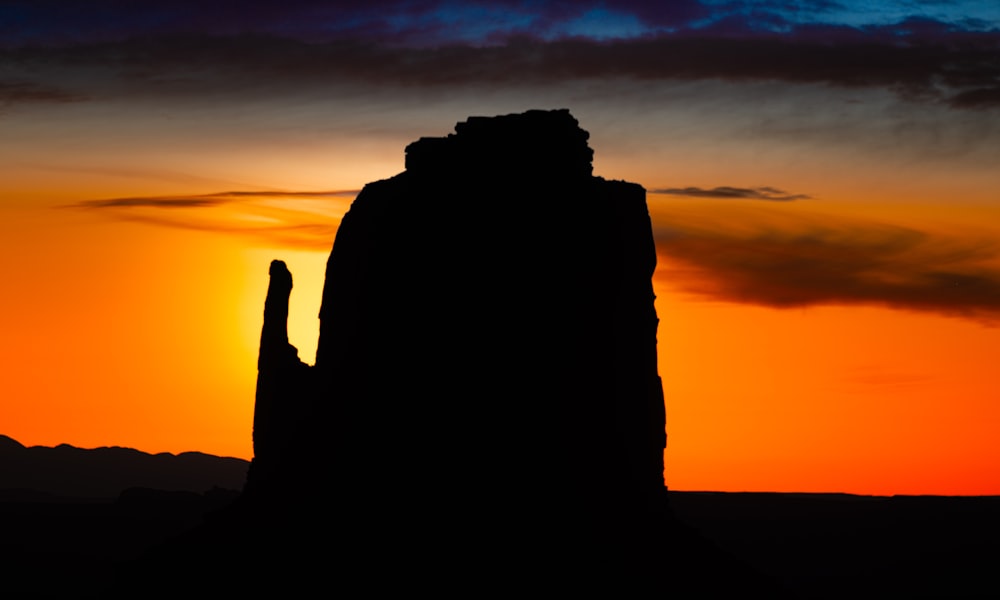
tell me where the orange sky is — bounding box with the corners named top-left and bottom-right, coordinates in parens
top-left (3, 17), bottom-right (1000, 495)
top-left (4, 150), bottom-right (999, 495)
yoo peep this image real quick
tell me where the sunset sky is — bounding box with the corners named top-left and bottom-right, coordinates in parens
top-left (2, 0), bottom-right (999, 495)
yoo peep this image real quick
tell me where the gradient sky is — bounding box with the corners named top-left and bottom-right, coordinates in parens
top-left (2, 0), bottom-right (999, 495)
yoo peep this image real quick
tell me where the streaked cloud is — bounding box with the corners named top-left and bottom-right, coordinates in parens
top-left (79, 187), bottom-right (1000, 322)
top-left (71, 190), bottom-right (358, 250)
top-left (74, 190), bottom-right (359, 209)
top-left (949, 86), bottom-right (1000, 110)
top-left (78, 197), bottom-right (227, 209)
top-left (840, 365), bottom-right (934, 390)
top-left (651, 186), bottom-right (810, 201)
top-left (653, 209), bottom-right (1000, 322)
top-left (0, 80), bottom-right (86, 107)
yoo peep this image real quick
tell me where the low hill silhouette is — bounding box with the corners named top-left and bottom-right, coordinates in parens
top-left (0, 434), bottom-right (247, 499)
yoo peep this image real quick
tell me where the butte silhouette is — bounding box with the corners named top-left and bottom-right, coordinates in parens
top-left (250, 108), bottom-right (665, 522)
top-left (119, 109), bottom-right (781, 595)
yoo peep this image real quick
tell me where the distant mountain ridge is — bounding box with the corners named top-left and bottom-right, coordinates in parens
top-left (0, 434), bottom-right (248, 499)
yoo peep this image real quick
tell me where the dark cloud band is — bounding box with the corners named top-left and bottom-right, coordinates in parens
top-left (654, 214), bottom-right (1000, 321)
top-left (69, 190), bottom-right (358, 250)
top-left (0, 81), bottom-right (87, 107)
top-left (73, 189), bottom-right (360, 209)
top-left (6, 26), bottom-right (999, 109)
top-left (651, 186), bottom-right (810, 201)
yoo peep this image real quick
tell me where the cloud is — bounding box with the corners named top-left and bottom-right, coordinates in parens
top-left (73, 189), bottom-right (360, 209)
top-left (73, 188), bottom-right (1000, 320)
top-left (4, 19), bottom-right (998, 109)
top-left (3, 1), bottom-right (997, 47)
top-left (0, 80), bottom-right (86, 107)
top-left (220, 190), bottom-right (361, 198)
top-left (651, 186), bottom-right (810, 201)
top-left (71, 190), bottom-right (359, 250)
top-left (840, 365), bottom-right (934, 390)
top-left (0, 1), bottom-right (706, 46)
top-left (949, 86), bottom-right (1000, 109)
top-left (78, 197), bottom-right (226, 209)
top-left (652, 209), bottom-right (1000, 322)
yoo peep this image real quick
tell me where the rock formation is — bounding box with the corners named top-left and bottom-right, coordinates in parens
top-left (113, 110), bottom-right (787, 596)
top-left (246, 109), bottom-right (672, 586)
top-left (243, 259), bottom-right (311, 499)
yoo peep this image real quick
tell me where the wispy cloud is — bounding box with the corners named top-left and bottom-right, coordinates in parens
top-left (949, 86), bottom-right (1000, 110)
top-left (71, 190), bottom-right (359, 250)
top-left (840, 365), bottom-right (934, 390)
top-left (651, 186), bottom-right (810, 201)
top-left (78, 197), bottom-right (226, 209)
top-left (653, 209), bottom-right (1000, 322)
top-left (73, 189), bottom-right (359, 209)
top-left (0, 80), bottom-right (86, 108)
top-left (73, 187), bottom-right (1000, 320)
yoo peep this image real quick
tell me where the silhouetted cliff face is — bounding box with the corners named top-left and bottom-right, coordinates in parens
top-left (304, 109), bottom-right (667, 566)
top-left (235, 110), bottom-right (686, 589)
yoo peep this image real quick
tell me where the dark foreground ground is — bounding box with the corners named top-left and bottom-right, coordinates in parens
top-left (2, 489), bottom-right (998, 598)
top-left (669, 492), bottom-right (1000, 598)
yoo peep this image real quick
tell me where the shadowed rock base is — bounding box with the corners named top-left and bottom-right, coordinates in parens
top-left (114, 110), bottom-right (788, 596)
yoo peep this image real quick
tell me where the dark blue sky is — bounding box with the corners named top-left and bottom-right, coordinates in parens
top-left (3, 0), bottom-right (998, 46)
